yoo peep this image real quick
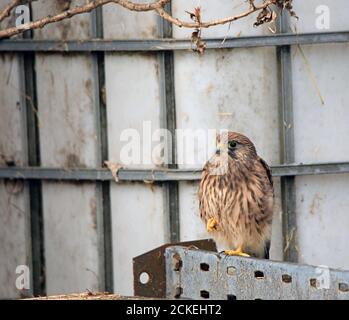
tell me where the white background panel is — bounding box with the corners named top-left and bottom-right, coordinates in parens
top-left (174, 48), bottom-right (279, 167)
top-left (35, 54), bottom-right (101, 294)
top-left (0, 55), bottom-right (27, 168)
top-left (293, 40), bottom-right (349, 268)
top-left (42, 182), bottom-right (100, 294)
top-left (111, 183), bottom-right (166, 295)
top-left (292, 0), bottom-right (349, 33)
top-left (296, 174), bottom-right (349, 270)
top-left (293, 43), bottom-right (349, 163)
top-left (174, 48), bottom-right (283, 259)
top-left (105, 50), bottom-right (166, 294)
top-left (172, 0), bottom-right (275, 39)
top-left (33, 1), bottom-right (101, 294)
top-left (32, 0), bottom-right (92, 40)
top-left (103, 0), bottom-right (158, 39)
top-left (292, 0), bottom-right (349, 268)
top-left (0, 54), bottom-right (30, 298)
top-left (178, 181), bottom-right (208, 242)
top-left (35, 54), bottom-right (98, 168)
top-left (105, 53), bottom-right (162, 168)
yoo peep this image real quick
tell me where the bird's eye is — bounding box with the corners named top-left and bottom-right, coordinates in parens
top-left (228, 140), bottom-right (237, 150)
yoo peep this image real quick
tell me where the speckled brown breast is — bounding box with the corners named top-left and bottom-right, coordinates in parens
top-left (199, 154), bottom-right (274, 258)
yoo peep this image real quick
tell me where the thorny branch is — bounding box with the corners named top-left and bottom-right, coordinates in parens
top-left (0, 0), bottom-right (297, 53)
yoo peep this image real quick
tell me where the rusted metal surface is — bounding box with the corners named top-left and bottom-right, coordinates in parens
top-left (133, 239), bottom-right (217, 298)
top-left (296, 174), bottom-right (349, 270)
top-left (165, 246), bottom-right (349, 300)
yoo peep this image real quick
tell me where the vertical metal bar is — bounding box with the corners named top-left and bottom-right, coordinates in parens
top-left (91, 7), bottom-right (113, 292)
top-left (277, 13), bottom-right (298, 262)
top-left (18, 55), bottom-right (33, 298)
top-left (22, 5), bottom-right (46, 296)
top-left (158, 3), bottom-right (180, 243)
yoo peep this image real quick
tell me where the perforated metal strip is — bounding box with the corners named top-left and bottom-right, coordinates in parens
top-left (165, 246), bottom-right (349, 300)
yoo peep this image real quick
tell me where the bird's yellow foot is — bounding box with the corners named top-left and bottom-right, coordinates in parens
top-left (206, 218), bottom-right (218, 232)
top-left (224, 246), bottom-right (250, 257)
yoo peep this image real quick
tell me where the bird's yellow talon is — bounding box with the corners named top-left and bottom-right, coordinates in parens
top-left (207, 218), bottom-right (218, 232)
top-left (224, 246), bottom-right (250, 257)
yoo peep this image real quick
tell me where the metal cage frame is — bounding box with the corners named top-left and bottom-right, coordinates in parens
top-left (1, 4), bottom-right (349, 296)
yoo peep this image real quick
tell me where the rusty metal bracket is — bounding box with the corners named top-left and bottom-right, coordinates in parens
top-left (133, 239), bottom-right (217, 298)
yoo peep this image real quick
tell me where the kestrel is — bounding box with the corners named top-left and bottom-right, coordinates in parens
top-left (199, 132), bottom-right (274, 258)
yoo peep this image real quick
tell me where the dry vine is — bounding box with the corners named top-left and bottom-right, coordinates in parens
top-left (0, 0), bottom-right (297, 53)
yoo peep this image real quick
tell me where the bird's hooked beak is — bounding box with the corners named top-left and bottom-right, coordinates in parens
top-left (216, 141), bottom-right (227, 155)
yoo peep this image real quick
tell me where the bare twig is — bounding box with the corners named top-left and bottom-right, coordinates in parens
top-left (0, 0), bottom-right (296, 51)
top-left (104, 161), bottom-right (123, 182)
top-left (0, 0), bottom-right (107, 38)
top-left (0, 0), bottom-right (39, 23)
top-left (156, 1), bottom-right (275, 29)
top-left (0, 0), bottom-right (170, 38)
top-left (0, 0), bottom-right (22, 23)
top-left (221, 22), bottom-right (232, 45)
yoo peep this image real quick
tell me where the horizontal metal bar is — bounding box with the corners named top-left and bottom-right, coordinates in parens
top-left (273, 162), bottom-right (349, 176)
top-left (0, 162), bottom-right (349, 182)
top-left (0, 167), bottom-right (200, 181)
top-left (0, 31), bottom-right (348, 52)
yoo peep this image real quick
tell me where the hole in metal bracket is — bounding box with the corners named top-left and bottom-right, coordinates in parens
top-left (139, 272), bottom-right (150, 284)
top-left (339, 283), bottom-right (349, 292)
top-left (174, 287), bottom-right (183, 298)
top-left (310, 278), bottom-right (318, 288)
top-left (254, 270), bottom-right (264, 279)
top-left (227, 294), bottom-right (237, 300)
top-left (282, 274), bottom-right (292, 283)
top-left (227, 266), bottom-right (236, 276)
top-left (200, 290), bottom-right (210, 299)
top-left (200, 263), bottom-right (210, 271)
top-left (172, 253), bottom-right (183, 272)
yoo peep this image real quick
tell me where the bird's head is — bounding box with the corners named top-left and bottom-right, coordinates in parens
top-left (216, 131), bottom-right (257, 162)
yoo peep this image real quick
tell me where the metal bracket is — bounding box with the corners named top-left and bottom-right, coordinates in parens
top-left (165, 246), bottom-right (349, 300)
top-left (133, 239), bottom-right (217, 298)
